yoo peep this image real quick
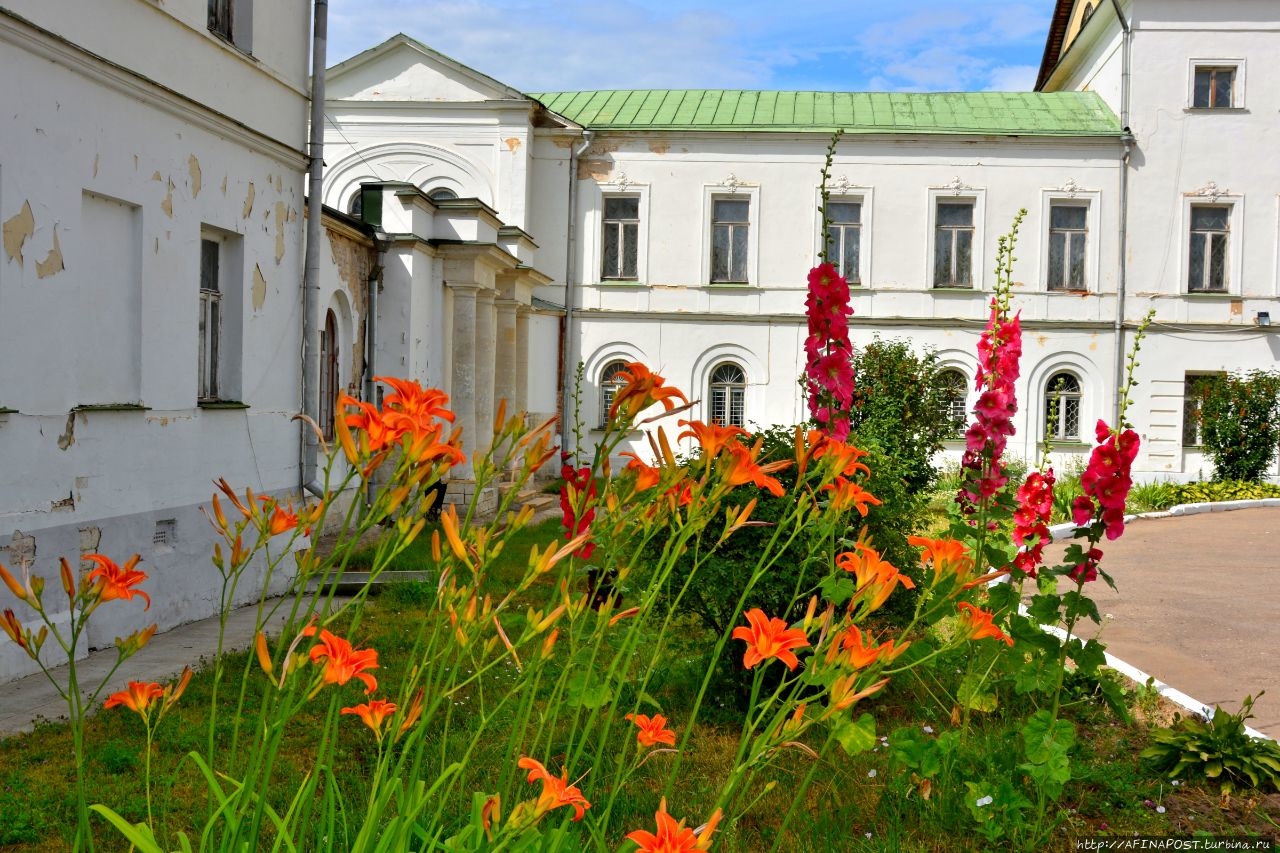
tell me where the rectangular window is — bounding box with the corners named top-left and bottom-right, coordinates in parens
top-left (1047, 203), bottom-right (1088, 291)
top-left (1193, 67), bottom-right (1234, 109)
top-left (933, 201), bottom-right (974, 288)
top-left (1188, 205), bottom-right (1229, 292)
top-left (1182, 374), bottom-right (1221, 446)
top-left (826, 201), bottom-right (862, 284)
top-left (208, 0), bottom-right (233, 40)
top-left (601, 196), bottom-right (639, 280)
top-left (208, 0), bottom-right (251, 50)
top-left (711, 198), bottom-right (750, 283)
top-left (198, 238), bottom-right (222, 401)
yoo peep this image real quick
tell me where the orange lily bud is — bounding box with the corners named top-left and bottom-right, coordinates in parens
top-left (399, 687), bottom-right (424, 734)
top-left (255, 631), bottom-right (274, 676)
top-left (1, 609), bottom-right (26, 649)
top-left (493, 398), bottom-right (507, 435)
top-left (60, 558), bottom-right (75, 604)
top-left (607, 607), bottom-right (639, 627)
top-left (215, 477), bottom-right (251, 517)
top-left (802, 595), bottom-right (819, 631)
top-left (430, 531), bottom-right (442, 563)
top-left (540, 628), bottom-right (559, 658)
top-left (480, 794), bottom-right (501, 841)
top-left (166, 666), bottom-right (193, 708)
top-left (335, 407), bottom-right (360, 465)
top-left (28, 576), bottom-right (44, 604)
top-left (656, 426), bottom-right (676, 467)
top-left (210, 493), bottom-right (229, 532)
top-left (695, 807), bottom-right (723, 850)
top-left (440, 507), bottom-right (468, 561)
top-left (0, 562), bottom-right (29, 604)
top-left (493, 615), bottom-right (522, 672)
top-left (534, 603), bottom-right (566, 633)
top-left (211, 542), bottom-right (224, 571)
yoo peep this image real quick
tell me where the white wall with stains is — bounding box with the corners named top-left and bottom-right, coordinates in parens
top-left (0, 3), bottom-right (311, 681)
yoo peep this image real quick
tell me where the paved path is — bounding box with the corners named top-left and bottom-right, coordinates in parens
top-left (0, 596), bottom-right (345, 737)
top-left (1044, 506), bottom-right (1280, 738)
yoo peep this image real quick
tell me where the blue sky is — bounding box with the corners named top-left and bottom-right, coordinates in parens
top-left (326, 1), bottom-right (1057, 93)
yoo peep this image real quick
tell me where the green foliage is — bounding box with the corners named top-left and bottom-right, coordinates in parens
top-left (96, 738), bottom-right (140, 774)
top-left (848, 338), bottom-right (957, 494)
top-left (1141, 694), bottom-right (1280, 796)
top-left (1143, 479), bottom-right (1280, 509)
top-left (1195, 370), bottom-right (1280, 482)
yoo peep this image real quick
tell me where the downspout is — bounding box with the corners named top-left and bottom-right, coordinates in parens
top-left (301, 0), bottom-right (327, 498)
top-left (364, 231), bottom-right (388, 507)
top-left (1108, 0), bottom-right (1132, 426)
top-left (558, 128), bottom-right (595, 456)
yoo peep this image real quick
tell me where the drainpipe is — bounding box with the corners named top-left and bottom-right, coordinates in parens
top-left (558, 128), bottom-right (595, 456)
top-left (364, 231), bottom-right (388, 507)
top-left (300, 0), bottom-right (328, 498)
top-left (1108, 0), bottom-right (1132, 426)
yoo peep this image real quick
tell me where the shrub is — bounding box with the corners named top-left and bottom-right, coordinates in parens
top-left (1196, 370), bottom-right (1280, 482)
top-left (1141, 694), bottom-right (1280, 796)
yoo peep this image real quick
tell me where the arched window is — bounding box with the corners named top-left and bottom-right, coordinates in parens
top-left (598, 360), bottom-right (628, 427)
top-left (1080, 2), bottom-right (1096, 26)
top-left (708, 362), bottom-right (746, 427)
top-left (347, 190), bottom-right (363, 218)
top-left (428, 187), bottom-right (458, 202)
top-left (319, 309), bottom-right (340, 440)
top-left (1044, 372), bottom-right (1082, 441)
top-left (938, 369), bottom-right (969, 437)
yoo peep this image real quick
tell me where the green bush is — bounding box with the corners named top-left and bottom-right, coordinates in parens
top-left (1135, 480), bottom-right (1280, 510)
top-left (1195, 370), bottom-right (1280, 482)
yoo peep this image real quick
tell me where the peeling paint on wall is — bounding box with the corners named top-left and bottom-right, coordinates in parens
top-left (252, 263), bottom-right (267, 310)
top-left (3, 200), bottom-right (34, 265)
top-left (648, 140), bottom-right (670, 155)
top-left (2, 531), bottom-right (36, 569)
top-left (51, 493), bottom-right (75, 512)
top-left (78, 526), bottom-right (101, 571)
top-left (151, 170), bottom-right (163, 182)
top-left (57, 411), bottom-right (75, 450)
top-left (35, 226), bottom-right (65, 279)
top-left (504, 137), bottom-right (521, 153)
top-left (221, 175), bottom-right (228, 196)
top-left (243, 182), bottom-right (255, 218)
top-left (275, 175), bottom-right (282, 193)
top-left (188, 155), bottom-right (202, 198)
top-left (161, 179), bottom-right (175, 218)
top-left (93, 153), bottom-right (100, 178)
top-left (578, 159), bottom-right (613, 181)
top-left (274, 201), bottom-right (287, 263)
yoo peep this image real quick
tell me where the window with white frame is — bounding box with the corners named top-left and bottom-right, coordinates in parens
top-left (319, 309), bottom-right (340, 440)
top-left (1188, 204), bottom-right (1230, 292)
top-left (1182, 373), bottom-right (1222, 446)
top-left (1193, 66), bottom-right (1235, 109)
top-left (602, 196), bottom-right (640, 280)
top-left (428, 187), bottom-right (458, 201)
top-left (207, 0), bottom-right (252, 51)
top-left (598, 360), bottom-right (628, 427)
top-left (711, 198), bottom-right (750, 283)
top-left (938, 369), bottom-right (969, 437)
top-left (198, 238), bottom-right (222, 401)
top-left (826, 200), bottom-right (862, 284)
top-left (708, 362), bottom-right (746, 427)
top-left (1044, 372), bottom-right (1082, 441)
top-left (933, 200), bottom-right (975, 288)
top-left (1047, 203), bottom-right (1088, 291)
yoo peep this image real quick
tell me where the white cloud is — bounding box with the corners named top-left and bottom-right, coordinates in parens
top-left (986, 64), bottom-right (1040, 91)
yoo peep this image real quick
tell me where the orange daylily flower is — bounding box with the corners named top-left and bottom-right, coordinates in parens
top-left (517, 756), bottom-right (591, 821)
top-left (908, 535), bottom-right (975, 587)
top-left (810, 434), bottom-right (872, 479)
top-left (829, 673), bottom-right (891, 712)
top-left (722, 440), bottom-right (789, 497)
top-left (377, 376), bottom-right (455, 425)
top-left (626, 798), bottom-right (721, 852)
top-left (956, 601), bottom-right (1013, 646)
top-left (678, 419), bottom-right (748, 459)
top-left (822, 476), bottom-right (882, 516)
top-left (306, 628), bottom-right (379, 694)
top-left (621, 452), bottom-right (662, 491)
top-left (341, 698), bottom-right (397, 740)
top-left (104, 681), bottom-right (163, 715)
top-left (830, 624), bottom-right (910, 669)
top-left (626, 712), bottom-right (677, 748)
top-left (104, 667), bottom-right (190, 720)
top-left (836, 544), bottom-right (915, 614)
top-left (732, 607), bottom-right (810, 670)
top-left (608, 363), bottom-right (689, 422)
top-left (260, 498), bottom-right (298, 536)
top-left (85, 554), bottom-right (151, 610)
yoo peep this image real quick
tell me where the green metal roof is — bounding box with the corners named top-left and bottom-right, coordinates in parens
top-left (529, 90), bottom-right (1120, 136)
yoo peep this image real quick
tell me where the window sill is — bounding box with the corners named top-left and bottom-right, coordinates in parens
top-left (199, 400), bottom-right (250, 410)
top-left (1183, 290), bottom-right (1234, 298)
top-left (1039, 440), bottom-right (1091, 450)
top-left (73, 403), bottom-right (150, 413)
top-left (931, 286), bottom-right (981, 294)
top-left (1184, 107), bottom-right (1248, 114)
top-left (1046, 287), bottom-right (1090, 295)
top-left (596, 280), bottom-right (647, 288)
top-left (0, 407), bottom-right (17, 415)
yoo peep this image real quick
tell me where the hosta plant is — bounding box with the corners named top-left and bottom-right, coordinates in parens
top-left (1140, 693), bottom-right (1280, 798)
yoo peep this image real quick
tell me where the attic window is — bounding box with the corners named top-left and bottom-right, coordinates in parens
top-left (1080, 2), bottom-right (1095, 26)
top-left (428, 188), bottom-right (458, 201)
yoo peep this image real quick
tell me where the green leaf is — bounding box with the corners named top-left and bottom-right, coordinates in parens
top-left (565, 670), bottom-right (614, 709)
top-left (88, 806), bottom-right (166, 853)
top-left (833, 712), bottom-right (877, 756)
top-left (1027, 593), bottom-right (1062, 625)
top-left (1071, 638), bottom-right (1108, 674)
top-left (958, 671), bottom-right (998, 713)
top-left (1062, 591), bottom-right (1101, 625)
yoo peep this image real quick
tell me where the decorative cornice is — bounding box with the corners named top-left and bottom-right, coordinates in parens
top-left (830, 174), bottom-right (854, 194)
top-left (1059, 177), bottom-right (1083, 198)
top-left (719, 173), bottom-right (748, 193)
top-left (939, 176), bottom-right (973, 196)
top-left (1189, 181), bottom-right (1231, 202)
top-left (614, 172), bottom-right (633, 193)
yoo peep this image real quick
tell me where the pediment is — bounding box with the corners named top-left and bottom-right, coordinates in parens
top-left (327, 34), bottom-right (527, 103)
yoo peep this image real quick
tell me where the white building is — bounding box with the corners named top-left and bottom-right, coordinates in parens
top-left (0, 0), bottom-right (319, 681)
top-left (321, 0), bottom-right (1278, 481)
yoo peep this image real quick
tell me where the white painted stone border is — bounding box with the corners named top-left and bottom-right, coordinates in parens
top-left (1032, 499), bottom-right (1279, 740)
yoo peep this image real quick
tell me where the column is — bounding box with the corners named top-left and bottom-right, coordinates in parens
top-left (494, 296), bottom-right (518, 419)
top-left (474, 290), bottom-right (497, 456)
top-left (515, 306), bottom-right (530, 419)
top-left (448, 284), bottom-right (478, 479)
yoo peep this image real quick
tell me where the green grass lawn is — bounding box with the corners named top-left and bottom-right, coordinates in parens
top-left (3, 515), bottom-right (1279, 851)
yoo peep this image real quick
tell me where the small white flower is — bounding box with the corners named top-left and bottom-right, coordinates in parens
top-left (1171, 779), bottom-right (1182, 787)
top-left (922, 725), bottom-right (934, 734)
top-left (865, 832), bottom-right (873, 840)
top-left (975, 795), bottom-right (993, 808)
top-left (1156, 806), bottom-right (1166, 814)
top-left (867, 768), bottom-right (877, 778)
